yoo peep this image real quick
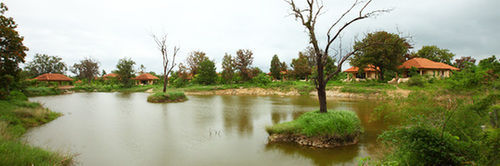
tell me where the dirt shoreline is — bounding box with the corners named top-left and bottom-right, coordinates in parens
top-left (184, 87), bottom-right (410, 99)
top-left (268, 133), bottom-right (360, 148)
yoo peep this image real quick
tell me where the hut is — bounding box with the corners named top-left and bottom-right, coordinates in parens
top-left (32, 73), bottom-right (73, 85)
top-left (102, 73), bottom-right (119, 80)
top-left (132, 73), bottom-right (159, 85)
top-left (399, 58), bottom-right (460, 78)
top-left (344, 65), bottom-right (380, 81)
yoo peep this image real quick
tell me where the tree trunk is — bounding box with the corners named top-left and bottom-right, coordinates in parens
top-left (317, 82), bottom-right (327, 113)
top-left (163, 67), bottom-right (167, 93)
top-left (316, 54), bottom-right (327, 113)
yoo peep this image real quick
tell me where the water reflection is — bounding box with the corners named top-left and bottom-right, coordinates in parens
top-left (25, 93), bottom-right (386, 166)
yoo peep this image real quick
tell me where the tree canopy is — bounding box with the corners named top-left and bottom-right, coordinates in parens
top-left (291, 52), bottom-right (312, 80)
top-left (195, 59), bottom-right (217, 85)
top-left (270, 55), bottom-right (283, 80)
top-left (115, 58), bottom-right (135, 87)
top-left (25, 54), bottom-right (67, 77)
top-left (186, 51), bottom-right (208, 75)
top-left (71, 57), bottom-right (100, 83)
top-left (415, 45), bottom-right (455, 65)
top-left (350, 31), bottom-right (410, 81)
top-left (221, 53), bottom-right (235, 84)
top-left (234, 49), bottom-right (254, 81)
top-left (454, 56), bottom-right (476, 70)
top-left (0, 3), bottom-right (28, 94)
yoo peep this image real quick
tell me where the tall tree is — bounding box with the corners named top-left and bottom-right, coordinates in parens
top-left (221, 53), bottom-right (235, 84)
top-left (186, 51), bottom-right (208, 75)
top-left (196, 59), bottom-right (217, 85)
top-left (71, 57), bottom-right (100, 84)
top-left (152, 33), bottom-right (179, 92)
top-left (234, 49), bottom-right (254, 81)
top-left (286, 0), bottom-right (389, 113)
top-left (0, 3), bottom-right (28, 94)
top-left (454, 56), bottom-right (476, 70)
top-left (25, 54), bottom-right (67, 77)
top-left (270, 54), bottom-right (283, 80)
top-left (291, 52), bottom-right (312, 80)
top-left (101, 70), bottom-right (107, 77)
top-left (416, 45), bottom-right (455, 65)
top-left (116, 58), bottom-right (135, 87)
top-left (350, 31), bottom-right (410, 81)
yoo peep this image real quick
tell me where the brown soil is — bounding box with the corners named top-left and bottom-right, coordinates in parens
top-left (268, 133), bottom-right (359, 148)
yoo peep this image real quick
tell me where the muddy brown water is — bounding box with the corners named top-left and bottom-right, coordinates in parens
top-left (25, 93), bottom-right (387, 166)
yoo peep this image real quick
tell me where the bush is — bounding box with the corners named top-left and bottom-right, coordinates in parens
top-left (379, 126), bottom-right (466, 165)
top-left (407, 75), bottom-right (426, 87)
top-left (251, 73), bottom-right (272, 87)
top-left (23, 87), bottom-right (61, 97)
top-left (147, 92), bottom-right (187, 103)
top-left (266, 110), bottom-right (362, 138)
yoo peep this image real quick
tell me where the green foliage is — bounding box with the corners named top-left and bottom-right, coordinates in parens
top-left (379, 126), bottom-right (466, 165)
top-left (351, 31), bottom-right (410, 81)
top-left (24, 87), bottom-right (62, 97)
top-left (221, 53), bottom-right (235, 84)
top-left (147, 91), bottom-right (187, 103)
top-left (251, 73), bottom-right (272, 87)
top-left (340, 87), bottom-right (377, 94)
top-left (0, 3), bottom-right (28, 96)
top-left (415, 45), bottom-right (455, 65)
top-left (270, 55), bottom-right (284, 80)
top-left (407, 75), bottom-right (426, 87)
top-left (24, 54), bottom-right (67, 77)
top-left (186, 51), bottom-right (208, 75)
top-left (234, 49), bottom-right (254, 81)
top-left (0, 139), bottom-right (72, 166)
top-left (291, 52), bottom-right (312, 80)
top-left (115, 58), bottom-right (136, 88)
top-left (70, 57), bottom-right (100, 84)
top-left (266, 110), bottom-right (362, 138)
top-left (195, 59), bottom-right (217, 85)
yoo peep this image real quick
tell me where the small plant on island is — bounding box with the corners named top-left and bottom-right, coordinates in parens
top-left (266, 110), bottom-right (362, 148)
top-left (147, 92), bottom-right (187, 103)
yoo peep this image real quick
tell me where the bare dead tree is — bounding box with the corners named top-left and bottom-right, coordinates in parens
top-left (285, 0), bottom-right (390, 113)
top-left (152, 33), bottom-right (179, 93)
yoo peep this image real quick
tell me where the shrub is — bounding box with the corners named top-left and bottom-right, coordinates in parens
top-left (266, 110), bottom-right (362, 138)
top-left (407, 75), bottom-right (426, 87)
top-left (379, 126), bottom-right (466, 165)
top-left (251, 73), bottom-right (272, 87)
top-left (23, 87), bottom-right (61, 97)
top-left (147, 92), bottom-right (187, 103)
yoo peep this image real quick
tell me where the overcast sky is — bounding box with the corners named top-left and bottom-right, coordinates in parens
top-left (4, 0), bottom-right (499, 75)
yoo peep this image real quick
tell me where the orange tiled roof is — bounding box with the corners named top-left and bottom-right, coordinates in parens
top-left (344, 65), bottom-right (379, 73)
top-left (399, 58), bottom-right (459, 70)
top-left (103, 73), bottom-right (118, 78)
top-left (33, 73), bottom-right (72, 81)
top-left (132, 73), bottom-right (159, 80)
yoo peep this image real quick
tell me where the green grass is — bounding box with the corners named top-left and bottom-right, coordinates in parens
top-left (72, 84), bottom-right (155, 92)
top-left (266, 110), bottom-right (362, 138)
top-left (147, 91), bottom-right (187, 103)
top-left (340, 86), bottom-right (378, 94)
top-left (0, 91), bottom-right (72, 165)
top-left (24, 87), bottom-right (62, 97)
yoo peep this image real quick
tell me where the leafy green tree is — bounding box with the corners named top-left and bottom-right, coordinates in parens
top-left (291, 52), bottom-right (312, 80)
top-left (234, 49), bottom-right (254, 81)
top-left (70, 57), bottom-right (100, 84)
top-left (115, 58), bottom-right (135, 87)
top-left (186, 51), bottom-right (208, 75)
top-left (195, 59), bottom-right (217, 85)
top-left (221, 53), bottom-right (235, 84)
top-left (350, 31), bottom-right (410, 81)
top-left (270, 54), bottom-right (283, 80)
top-left (25, 54), bottom-right (67, 77)
top-left (0, 3), bottom-right (29, 95)
top-left (479, 55), bottom-right (500, 73)
top-left (416, 45), bottom-right (455, 64)
top-left (453, 56), bottom-right (476, 70)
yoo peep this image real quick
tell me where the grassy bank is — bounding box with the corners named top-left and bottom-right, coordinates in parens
top-left (24, 87), bottom-right (63, 97)
top-left (147, 92), bottom-right (187, 103)
top-left (0, 91), bottom-right (72, 165)
top-left (266, 110), bottom-right (362, 138)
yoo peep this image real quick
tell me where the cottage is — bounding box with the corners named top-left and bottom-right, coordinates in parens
top-left (32, 73), bottom-right (73, 85)
top-left (132, 73), bottom-right (159, 85)
top-left (399, 58), bottom-right (460, 78)
top-left (344, 65), bottom-right (380, 81)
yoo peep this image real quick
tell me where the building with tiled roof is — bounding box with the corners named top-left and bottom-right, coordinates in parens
top-left (102, 73), bottom-right (119, 80)
top-left (399, 58), bottom-right (459, 78)
top-left (132, 73), bottom-right (159, 85)
top-left (31, 73), bottom-right (73, 85)
top-left (344, 65), bottom-right (380, 80)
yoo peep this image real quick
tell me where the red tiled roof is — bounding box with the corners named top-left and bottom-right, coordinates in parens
top-left (132, 73), bottom-right (159, 80)
top-left (399, 58), bottom-right (460, 70)
top-left (345, 65), bottom-right (379, 73)
top-left (33, 73), bottom-right (72, 81)
top-left (103, 73), bottom-right (118, 78)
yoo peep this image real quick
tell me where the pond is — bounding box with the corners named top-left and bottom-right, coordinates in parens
top-left (25, 93), bottom-right (386, 166)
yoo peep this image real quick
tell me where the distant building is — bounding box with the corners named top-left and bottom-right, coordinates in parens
top-left (102, 73), bottom-right (119, 80)
top-left (344, 65), bottom-right (380, 80)
top-left (132, 73), bottom-right (159, 85)
top-left (31, 73), bottom-right (73, 85)
top-left (399, 58), bottom-right (460, 78)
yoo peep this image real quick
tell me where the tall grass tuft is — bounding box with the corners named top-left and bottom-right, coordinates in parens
top-left (147, 91), bottom-right (187, 103)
